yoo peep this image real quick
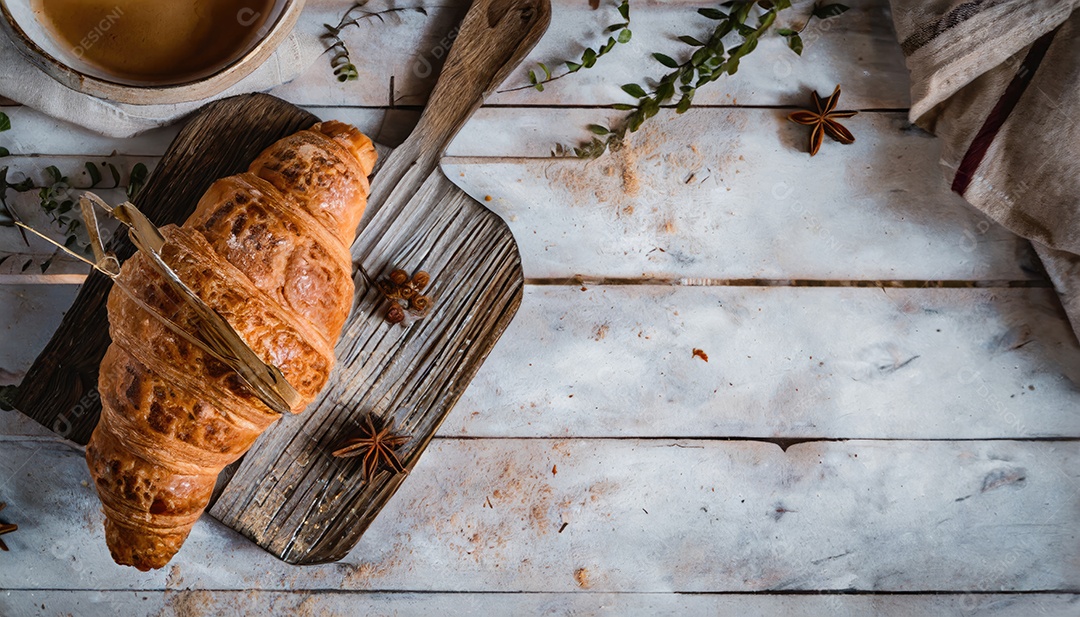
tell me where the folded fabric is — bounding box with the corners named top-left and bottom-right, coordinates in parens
top-left (0, 9), bottom-right (327, 138)
top-left (889, 0), bottom-right (1080, 340)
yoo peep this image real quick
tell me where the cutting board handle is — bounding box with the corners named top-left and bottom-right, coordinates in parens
top-left (411, 0), bottom-right (551, 154)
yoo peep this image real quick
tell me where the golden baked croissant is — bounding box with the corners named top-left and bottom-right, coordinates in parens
top-left (85, 121), bottom-right (377, 571)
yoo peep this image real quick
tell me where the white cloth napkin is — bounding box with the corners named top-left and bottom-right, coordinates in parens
top-left (0, 9), bottom-right (329, 138)
top-left (888, 0), bottom-right (1080, 340)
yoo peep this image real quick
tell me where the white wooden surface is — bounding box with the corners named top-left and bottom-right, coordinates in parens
top-left (1, 0), bottom-right (1079, 615)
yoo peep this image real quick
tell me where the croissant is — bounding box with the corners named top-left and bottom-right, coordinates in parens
top-left (84, 121), bottom-right (377, 571)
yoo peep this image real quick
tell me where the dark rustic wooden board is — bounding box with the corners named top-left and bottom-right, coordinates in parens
top-left (14, 95), bottom-right (318, 442)
top-left (15, 0), bottom-right (550, 565)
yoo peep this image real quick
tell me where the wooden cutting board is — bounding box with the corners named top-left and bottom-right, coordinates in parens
top-left (13, 0), bottom-right (550, 565)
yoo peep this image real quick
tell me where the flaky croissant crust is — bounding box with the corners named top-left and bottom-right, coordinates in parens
top-left (86, 121), bottom-right (376, 571)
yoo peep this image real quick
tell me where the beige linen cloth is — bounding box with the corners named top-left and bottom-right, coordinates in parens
top-left (0, 5), bottom-right (330, 138)
top-left (889, 0), bottom-right (1080, 340)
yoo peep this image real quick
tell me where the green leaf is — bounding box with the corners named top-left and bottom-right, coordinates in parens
top-left (44, 165), bottom-right (63, 186)
top-left (774, 0), bottom-right (793, 8)
top-left (108, 162), bottom-right (121, 187)
top-left (697, 7), bottom-right (726, 19)
top-left (690, 48), bottom-right (709, 66)
top-left (678, 35), bottom-right (704, 46)
top-left (127, 163), bottom-right (148, 200)
top-left (617, 28), bottom-right (632, 44)
top-left (733, 2), bottom-right (752, 23)
top-left (813, 3), bottom-right (850, 18)
top-left (611, 103), bottom-right (636, 110)
top-left (0, 384), bottom-right (17, 411)
top-left (599, 37), bottom-right (617, 55)
top-left (0, 147), bottom-right (8, 158)
top-left (539, 62), bottom-right (551, 80)
top-left (534, 82), bottom-right (545, 92)
top-left (621, 83), bottom-right (647, 98)
top-left (605, 22), bottom-right (628, 33)
top-left (85, 162), bottom-right (102, 187)
top-left (529, 70), bottom-right (538, 85)
top-left (618, 0), bottom-right (629, 21)
top-left (642, 97), bottom-right (660, 119)
top-left (787, 33), bottom-right (803, 55)
top-left (588, 124), bottom-right (610, 135)
top-left (0, 112), bottom-right (9, 132)
top-left (652, 53), bottom-right (678, 68)
top-left (776, 28), bottom-right (795, 36)
top-left (583, 48), bottom-right (598, 68)
top-left (680, 68), bottom-right (695, 84)
top-left (655, 81), bottom-right (675, 103)
top-left (566, 61), bottom-right (582, 72)
top-left (10, 177), bottom-right (32, 192)
top-left (676, 92), bottom-right (693, 114)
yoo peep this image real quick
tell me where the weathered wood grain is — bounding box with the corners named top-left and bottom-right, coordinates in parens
top-left (3, 590), bottom-right (1077, 617)
top-left (1, 438), bottom-right (1076, 592)
top-left (0, 107), bottom-right (1046, 282)
top-left (5, 285), bottom-right (1077, 440)
top-left (271, 0), bottom-right (910, 109)
top-left (11, 95), bottom-right (318, 444)
top-left (0, 105), bottom-right (385, 157)
top-left (443, 109), bottom-right (1043, 282)
top-left (208, 0), bottom-right (551, 565)
top-left (449, 285), bottom-right (1080, 439)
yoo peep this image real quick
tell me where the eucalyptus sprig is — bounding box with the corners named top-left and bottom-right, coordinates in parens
top-left (504, 0), bottom-right (632, 93)
top-left (324, 1), bottom-right (431, 82)
top-left (1, 160), bottom-right (150, 273)
top-left (0, 111), bottom-right (10, 158)
top-left (560, 0), bottom-right (849, 158)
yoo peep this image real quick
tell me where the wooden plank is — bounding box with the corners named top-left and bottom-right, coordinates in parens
top-left (271, 0), bottom-right (910, 109)
top-left (449, 285), bottom-right (1080, 439)
top-left (0, 107), bottom-right (1044, 282)
top-left (443, 109), bottom-right (1042, 282)
top-left (0, 285), bottom-right (78, 386)
top-left (0, 437), bottom-right (1076, 591)
top-left (0, 106), bottom-right (386, 157)
top-left (2, 591), bottom-right (1077, 617)
top-left (4, 285), bottom-right (1077, 440)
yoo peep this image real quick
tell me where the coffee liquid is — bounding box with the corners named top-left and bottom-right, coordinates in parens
top-left (33, 0), bottom-right (276, 83)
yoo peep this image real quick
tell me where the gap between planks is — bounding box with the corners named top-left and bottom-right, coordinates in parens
top-left (0, 276), bottom-right (1050, 287)
top-left (4, 434), bottom-right (1079, 447)
top-left (2, 588), bottom-right (1077, 596)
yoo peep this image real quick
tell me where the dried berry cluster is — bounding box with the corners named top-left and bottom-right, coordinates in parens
top-left (378, 268), bottom-right (433, 324)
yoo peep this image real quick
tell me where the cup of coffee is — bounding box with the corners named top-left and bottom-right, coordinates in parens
top-left (0, 0), bottom-right (306, 104)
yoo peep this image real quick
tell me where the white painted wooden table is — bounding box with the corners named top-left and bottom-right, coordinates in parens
top-left (2, 1), bottom-right (1079, 615)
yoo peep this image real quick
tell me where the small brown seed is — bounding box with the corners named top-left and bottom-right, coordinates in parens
top-left (386, 304), bottom-right (405, 324)
top-left (410, 295), bottom-right (432, 313)
top-left (398, 286), bottom-right (416, 300)
top-left (411, 271), bottom-right (431, 291)
top-left (389, 269), bottom-right (409, 286)
top-left (376, 279), bottom-right (402, 300)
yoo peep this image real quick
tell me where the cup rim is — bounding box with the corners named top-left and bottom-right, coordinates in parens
top-left (0, 0), bottom-right (307, 105)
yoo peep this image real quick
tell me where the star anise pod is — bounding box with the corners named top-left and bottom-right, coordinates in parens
top-left (787, 85), bottom-right (857, 156)
top-left (332, 413), bottom-right (409, 481)
top-left (0, 502), bottom-right (17, 552)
